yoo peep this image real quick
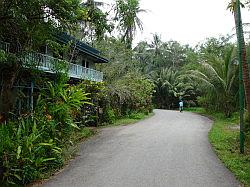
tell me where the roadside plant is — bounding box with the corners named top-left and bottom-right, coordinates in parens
top-left (0, 80), bottom-right (93, 185)
top-left (0, 116), bottom-right (63, 184)
top-left (187, 46), bottom-right (239, 117)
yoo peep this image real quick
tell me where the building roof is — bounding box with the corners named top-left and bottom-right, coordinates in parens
top-left (56, 33), bottom-right (108, 63)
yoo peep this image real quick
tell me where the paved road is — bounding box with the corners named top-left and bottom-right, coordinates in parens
top-left (43, 110), bottom-right (240, 187)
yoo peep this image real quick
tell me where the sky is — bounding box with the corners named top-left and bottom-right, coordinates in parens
top-left (101, 0), bottom-right (250, 46)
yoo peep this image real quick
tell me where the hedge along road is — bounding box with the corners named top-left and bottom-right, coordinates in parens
top-left (43, 109), bottom-right (240, 187)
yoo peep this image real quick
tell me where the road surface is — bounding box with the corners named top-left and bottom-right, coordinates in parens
top-left (43, 110), bottom-right (240, 187)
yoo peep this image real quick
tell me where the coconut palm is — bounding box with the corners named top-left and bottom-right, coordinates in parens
top-left (80, 0), bottom-right (110, 42)
top-left (187, 46), bottom-right (238, 116)
top-left (115, 0), bottom-right (146, 48)
top-left (133, 41), bottom-right (153, 73)
top-left (151, 67), bottom-right (195, 109)
top-left (149, 34), bottom-right (162, 56)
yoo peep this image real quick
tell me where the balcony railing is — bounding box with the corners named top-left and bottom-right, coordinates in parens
top-left (0, 41), bottom-right (10, 52)
top-left (24, 52), bottom-right (103, 82)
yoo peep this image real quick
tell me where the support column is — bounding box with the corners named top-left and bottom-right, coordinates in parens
top-left (30, 81), bottom-right (34, 112)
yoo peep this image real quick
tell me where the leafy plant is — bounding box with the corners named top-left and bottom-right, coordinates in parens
top-left (0, 116), bottom-right (62, 184)
top-left (37, 81), bottom-right (92, 131)
top-left (0, 80), bottom-right (93, 185)
top-left (187, 45), bottom-right (238, 117)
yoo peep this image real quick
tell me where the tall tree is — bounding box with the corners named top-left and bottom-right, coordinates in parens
top-left (115, 0), bottom-right (146, 48)
top-left (80, 0), bottom-right (113, 42)
top-left (228, 0), bottom-right (250, 117)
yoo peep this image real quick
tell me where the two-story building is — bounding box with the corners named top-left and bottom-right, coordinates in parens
top-left (0, 33), bottom-right (108, 115)
top-left (23, 33), bottom-right (108, 82)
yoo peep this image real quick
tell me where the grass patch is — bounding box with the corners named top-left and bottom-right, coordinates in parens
top-left (187, 107), bottom-right (250, 187)
top-left (101, 112), bottom-right (154, 127)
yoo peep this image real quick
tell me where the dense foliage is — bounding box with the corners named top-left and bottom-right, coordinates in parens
top-left (0, 76), bottom-right (92, 184)
top-left (1, 0), bottom-right (250, 185)
top-left (131, 34), bottom-right (200, 109)
top-left (188, 43), bottom-right (239, 117)
top-left (131, 35), bottom-right (247, 120)
top-left (95, 38), bottom-right (155, 124)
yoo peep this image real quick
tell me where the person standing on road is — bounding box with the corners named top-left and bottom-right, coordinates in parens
top-left (179, 100), bottom-right (183, 112)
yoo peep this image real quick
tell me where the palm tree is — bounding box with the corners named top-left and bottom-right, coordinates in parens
top-left (187, 46), bottom-right (238, 116)
top-left (133, 41), bottom-right (153, 73)
top-left (151, 67), bottom-right (195, 109)
top-left (80, 0), bottom-right (109, 42)
top-left (149, 34), bottom-right (162, 56)
top-left (115, 0), bottom-right (146, 48)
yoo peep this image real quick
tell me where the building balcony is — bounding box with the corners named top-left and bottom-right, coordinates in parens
top-left (24, 52), bottom-right (103, 82)
top-left (0, 40), bottom-right (106, 82)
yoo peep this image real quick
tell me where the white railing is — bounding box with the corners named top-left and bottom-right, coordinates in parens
top-left (24, 52), bottom-right (103, 82)
top-left (68, 63), bottom-right (103, 82)
top-left (0, 41), bottom-right (10, 52)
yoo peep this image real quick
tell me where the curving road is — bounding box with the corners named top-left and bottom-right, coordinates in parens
top-left (43, 110), bottom-right (240, 187)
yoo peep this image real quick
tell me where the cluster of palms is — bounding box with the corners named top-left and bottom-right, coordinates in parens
top-left (132, 34), bottom-right (199, 109)
top-left (131, 34), bottom-right (242, 116)
top-left (151, 67), bottom-right (196, 109)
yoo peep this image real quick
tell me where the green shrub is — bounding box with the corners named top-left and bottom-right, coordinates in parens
top-left (101, 72), bottom-right (155, 123)
top-left (245, 112), bottom-right (250, 132)
top-left (129, 112), bottom-right (145, 120)
top-left (0, 117), bottom-right (63, 184)
top-left (103, 107), bottom-right (116, 124)
top-left (197, 95), bottom-right (236, 118)
top-left (75, 77), bottom-right (155, 126)
top-left (0, 81), bottom-right (93, 185)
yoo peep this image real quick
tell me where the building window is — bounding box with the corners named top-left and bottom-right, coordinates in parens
top-left (82, 59), bottom-right (89, 68)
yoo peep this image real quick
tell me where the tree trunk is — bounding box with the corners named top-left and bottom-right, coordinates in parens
top-left (234, 3), bottom-right (250, 116)
top-left (241, 45), bottom-right (250, 113)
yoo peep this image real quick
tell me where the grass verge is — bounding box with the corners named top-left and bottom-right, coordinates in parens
top-left (186, 107), bottom-right (250, 187)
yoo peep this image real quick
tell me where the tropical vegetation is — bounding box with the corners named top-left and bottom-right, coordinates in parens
top-left (0, 0), bottom-right (250, 185)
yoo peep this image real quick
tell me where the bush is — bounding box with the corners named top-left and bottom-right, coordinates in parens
top-left (101, 72), bottom-right (155, 121)
top-left (0, 117), bottom-right (64, 184)
top-left (245, 112), bottom-right (250, 132)
top-left (0, 81), bottom-right (92, 185)
top-left (103, 107), bottom-right (116, 124)
top-left (75, 76), bottom-right (155, 126)
top-left (128, 112), bottom-right (145, 120)
top-left (197, 95), bottom-right (236, 118)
